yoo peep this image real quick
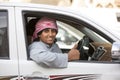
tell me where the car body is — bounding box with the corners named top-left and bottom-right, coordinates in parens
top-left (0, 2), bottom-right (120, 80)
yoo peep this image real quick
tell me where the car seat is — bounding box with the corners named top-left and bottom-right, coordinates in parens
top-left (26, 18), bottom-right (39, 45)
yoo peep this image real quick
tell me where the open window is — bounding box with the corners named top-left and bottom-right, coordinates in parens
top-left (23, 11), bottom-right (114, 62)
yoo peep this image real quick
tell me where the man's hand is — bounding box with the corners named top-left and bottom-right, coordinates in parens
top-left (68, 44), bottom-right (80, 61)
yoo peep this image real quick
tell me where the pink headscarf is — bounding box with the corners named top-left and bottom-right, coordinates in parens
top-left (32, 17), bottom-right (58, 41)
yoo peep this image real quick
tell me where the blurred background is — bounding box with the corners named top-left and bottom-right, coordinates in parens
top-left (0, 0), bottom-right (120, 8)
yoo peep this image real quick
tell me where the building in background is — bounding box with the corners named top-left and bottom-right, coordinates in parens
top-left (0, 0), bottom-right (120, 8)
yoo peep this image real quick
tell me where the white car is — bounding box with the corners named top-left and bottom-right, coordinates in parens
top-left (0, 2), bottom-right (120, 80)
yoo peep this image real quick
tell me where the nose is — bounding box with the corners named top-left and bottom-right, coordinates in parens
top-left (48, 30), bottom-right (53, 36)
top-left (49, 31), bottom-right (52, 36)
top-left (47, 29), bottom-right (56, 36)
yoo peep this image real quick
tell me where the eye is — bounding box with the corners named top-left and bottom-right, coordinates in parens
top-left (51, 29), bottom-right (57, 33)
top-left (43, 29), bottom-right (49, 33)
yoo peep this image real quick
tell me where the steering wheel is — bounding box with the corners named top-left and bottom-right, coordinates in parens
top-left (77, 36), bottom-right (90, 60)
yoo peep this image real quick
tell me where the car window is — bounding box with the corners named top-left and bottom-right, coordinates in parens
top-left (56, 21), bottom-right (82, 49)
top-left (56, 27), bottom-right (78, 45)
top-left (23, 11), bottom-right (114, 62)
top-left (0, 10), bottom-right (9, 59)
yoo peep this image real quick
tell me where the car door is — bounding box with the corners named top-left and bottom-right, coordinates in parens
top-left (0, 6), bottom-right (19, 79)
top-left (15, 4), bottom-right (120, 80)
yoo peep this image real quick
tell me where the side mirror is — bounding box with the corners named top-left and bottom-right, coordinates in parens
top-left (111, 42), bottom-right (120, 61)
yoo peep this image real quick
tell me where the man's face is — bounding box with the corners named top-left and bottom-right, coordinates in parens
top-left (39, 28), bottom-right (57, 45)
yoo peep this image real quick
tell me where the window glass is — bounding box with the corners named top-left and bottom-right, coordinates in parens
top-left (0, 10), bottom-right (9, 59)
top-left (57, 27), bottom-right (78, 45)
